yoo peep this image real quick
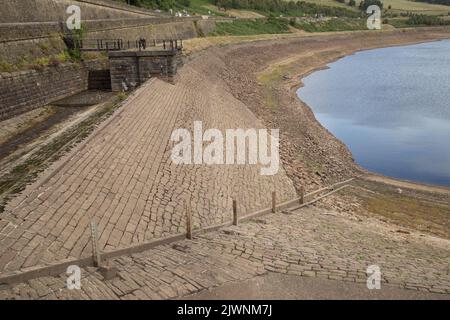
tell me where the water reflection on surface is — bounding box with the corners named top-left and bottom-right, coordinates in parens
top-left (297, 40), bottom-right (450, 186)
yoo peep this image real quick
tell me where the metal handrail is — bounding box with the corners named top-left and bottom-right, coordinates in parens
top-left (76, 38), bottom-right (184, 52)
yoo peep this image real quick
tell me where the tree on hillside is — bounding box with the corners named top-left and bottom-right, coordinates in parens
top-left (128, 0), bottom-right (142, 6)
top-left (413, 0), bottom-right (450, 5)
top-left (359, 0), bottom-right (383, 11)
top-left (216, 0), bottom-right (233, 11)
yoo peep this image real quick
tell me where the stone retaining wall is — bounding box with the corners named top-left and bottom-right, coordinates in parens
top-left (0, 0), bottom-right (155, 24)
top-left (0, 0), bottom-right (220, 119)
top-left (0, 17), bottom-right (203, 43)
top-left (0, 61), bottom-right (104, 121)
top-left (0, 0), bottom-right (218, 64)
top-left (0, 19), bottom-right (217, 65)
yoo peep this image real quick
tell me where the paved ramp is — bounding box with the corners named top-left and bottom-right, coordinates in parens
top-left (0, 78), bottom-right (186, 271)
top-left (0, 60), bottom-right (297, 274)
top-left (0, 206), bottom-right (448, 299)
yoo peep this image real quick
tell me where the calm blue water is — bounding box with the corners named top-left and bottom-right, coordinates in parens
top-left (297, 40), bottom-right (450, 187)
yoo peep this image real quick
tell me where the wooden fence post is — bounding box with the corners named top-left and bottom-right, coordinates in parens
top-left (272, 191), bottom-right (276, 213)
top-left (300, 186), bottom-right (305, 205)
top-left (90, 222), bottom-right (102, 267)
top-left (232, 199), bottom-right (238, 226)
top-left (185, 200), bottom-right (192, 240)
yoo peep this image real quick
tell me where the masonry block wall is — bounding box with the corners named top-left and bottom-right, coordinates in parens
top-left (0, 18), bottom-right (215, 65)
top-left (0, 61), bottom-right (103, 121)
top-left (0, 0), bottom-right (222, 65)
top-left (0, 0), bottom-right (154, 24)
top-left (109, 56), bottom-right (140, 92)
top-left (109, 50), bottom-right (181, 91)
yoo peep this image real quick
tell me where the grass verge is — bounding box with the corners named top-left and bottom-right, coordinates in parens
top-left (292, 18), bottom-right (367, 32)
top-left (257, 66), bottom-right (287, 109)
top-left (345, 179), bottom-right (450, 239)
top-left (211, 18), bottom-right (291, 36)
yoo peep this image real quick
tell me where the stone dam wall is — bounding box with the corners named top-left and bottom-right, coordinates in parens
top-left (0, 18), bottom-right (216, 65)
top-left (0, 0), bottom-right (219, 64)
top-left (0, 0), bottom-right (155, 23)
top-left (0, 0), bottom-right (220, 120)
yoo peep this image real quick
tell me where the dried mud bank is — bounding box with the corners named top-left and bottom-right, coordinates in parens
top-left (194, 27), bottom-right (450, 194)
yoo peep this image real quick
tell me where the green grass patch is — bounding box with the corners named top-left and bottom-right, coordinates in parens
top-left (405, 14), bottom-right (450, 26)
top-left (116, 92), bottom-right (128, 101)
top-left (387, 18), bottom-right (414, 28)
top-left (388, 14), bottom-right (450, 28)
top-left (365, 193), bottom-right (450, 239)
top-left (292, 18), bottom-right (367, 32)
top-left (216, 0), bottom-right (361, 18)
top-left (188, 0), bottom-right (227, 16)
top-left (38, 43), bottom-right (50, 52)
top-left (55, 51), bottom-right (71, 63)
top-left (0, 60), bottom-right (14, 73)
top-left (211, 18), bottom-right (290, 36)
top-left (0, 49), bottom-right (106, 73)
top-left (113, 0), bottom-right (227, 16)
top-left (257, 66), bottom-right (287, 109)
top-left (346, 179), bottom-right (450, 240)
top-left (33, 57), bottom-right (51, 69)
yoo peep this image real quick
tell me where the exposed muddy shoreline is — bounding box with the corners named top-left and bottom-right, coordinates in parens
top-left (198, 27), bottom-right (450, 237)
top-left (289, 38), bottom-right (450, 193)
top-left (244, 27), bottom-right (450, 193)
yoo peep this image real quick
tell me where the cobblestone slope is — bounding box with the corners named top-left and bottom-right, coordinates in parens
top-left (0, 59), bottom-right (296, 274)
top-left (1, 28), bottom-right (449, 298)
top-left (1, 206), bottom-right (448, 299)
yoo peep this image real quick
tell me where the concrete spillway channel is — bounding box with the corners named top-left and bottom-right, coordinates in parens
top-left (0, 89), bottom-right (119, 212)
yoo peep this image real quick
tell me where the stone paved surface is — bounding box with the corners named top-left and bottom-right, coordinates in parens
top-left (188, 273), bottom-right (449, 300)
top-left (1, 29), bottom-right (450, 298)
top-left (0, 61), bottom-right (296, 274)
top-left (0, 206), bottom-right (448, 299)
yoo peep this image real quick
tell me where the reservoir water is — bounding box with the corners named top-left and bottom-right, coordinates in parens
top-left (297, 40), bottom-right (450, 187)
